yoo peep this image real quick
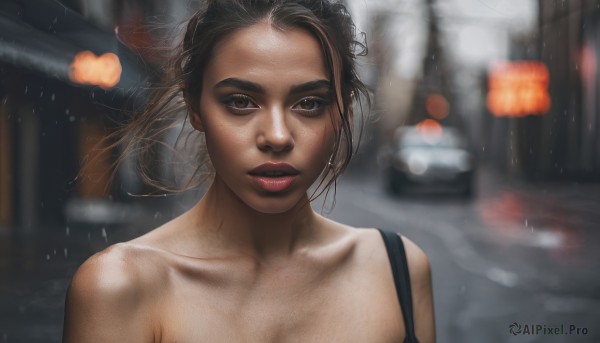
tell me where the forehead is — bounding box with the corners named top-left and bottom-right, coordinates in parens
top-left (204, 20), bottom-right (329, 87)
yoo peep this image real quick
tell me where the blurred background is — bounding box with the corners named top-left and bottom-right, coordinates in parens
top-left (1, 0), bottom-right (599, 342)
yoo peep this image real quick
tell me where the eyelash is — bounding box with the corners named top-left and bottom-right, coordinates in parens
top-left (221, 94), bottom-right (331, 117)
top-left (292, 96), bottom-right (330, 117)
top-left (222, 94), bottom-right (258, 115)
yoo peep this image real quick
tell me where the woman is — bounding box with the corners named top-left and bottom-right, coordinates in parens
top-left (63, 1), bottom-right (435, 342)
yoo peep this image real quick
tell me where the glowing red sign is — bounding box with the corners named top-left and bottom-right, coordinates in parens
top-left (69, 51), bottom-right (122, 89)
top-left (487, 61), bottom-right (550, 117)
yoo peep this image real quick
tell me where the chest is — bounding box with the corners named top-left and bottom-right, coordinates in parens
top-left (157, 261), bottom-right (404, 343)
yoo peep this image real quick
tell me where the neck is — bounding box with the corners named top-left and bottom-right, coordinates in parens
top-left (189, 177), bottom-right (320, 261)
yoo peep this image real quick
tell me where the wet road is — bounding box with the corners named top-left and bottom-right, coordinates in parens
top-left (327, 167), bottom-right (600, 342)
top-left (1, 166), bottom-right (599, 342)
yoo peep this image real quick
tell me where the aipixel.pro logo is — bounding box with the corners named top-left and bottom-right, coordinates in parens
top-left (509, 322), bottom-right (588, 336)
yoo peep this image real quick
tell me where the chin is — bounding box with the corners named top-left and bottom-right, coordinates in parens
top-left (243, 192), bottom-right (310, 215)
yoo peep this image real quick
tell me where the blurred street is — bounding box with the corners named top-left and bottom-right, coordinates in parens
top-left (1, 166), bottom-right (599, 342)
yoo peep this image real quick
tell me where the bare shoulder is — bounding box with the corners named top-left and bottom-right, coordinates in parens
top-left (68, 242), bottom-right (167, 298)
top-left (63, 243), bottom-right (166, 342)
top-left (350, 228), bottom-right (436, 343)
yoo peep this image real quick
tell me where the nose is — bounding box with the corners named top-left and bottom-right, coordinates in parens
top-left (256, 106), bottom-right (294, 153)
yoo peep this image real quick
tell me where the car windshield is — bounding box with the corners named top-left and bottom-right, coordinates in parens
top-left (397, 129), bottom-right (466, 149)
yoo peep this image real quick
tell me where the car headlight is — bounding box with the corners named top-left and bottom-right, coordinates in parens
top-left (456, 152), bottom-right (472, 172)
top-left (407, 154), bottom-right (429, 175)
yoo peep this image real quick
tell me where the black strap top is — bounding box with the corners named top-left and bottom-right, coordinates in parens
top-left (377, 229), bottom-right (419, 343)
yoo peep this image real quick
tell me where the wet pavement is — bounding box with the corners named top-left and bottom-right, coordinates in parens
top-left (1, 166), bottom-right (599, 342)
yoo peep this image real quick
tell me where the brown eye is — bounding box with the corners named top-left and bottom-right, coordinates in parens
top-left (233, 97), bottom-right (251, 108)
top-left (221, 94), bottom-right (259, 115)
top-left (298, 98), bottom-right (317, 110)
top-left (292, 96), bottom-right (329, 117)
top-left (223, 94), bottom-right (258, 111)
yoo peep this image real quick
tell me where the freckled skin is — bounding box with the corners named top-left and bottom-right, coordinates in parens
top-left (63, 21), bottom-right (436, 343)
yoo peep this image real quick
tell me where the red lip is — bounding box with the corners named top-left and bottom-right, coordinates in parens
top-left (249, 162), bottom-right (299, 176)
top-left (249, 162), bottom-right (299, 193)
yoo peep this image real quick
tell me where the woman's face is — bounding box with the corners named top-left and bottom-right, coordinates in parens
top-left (193, 20), bottom-right (338, 214)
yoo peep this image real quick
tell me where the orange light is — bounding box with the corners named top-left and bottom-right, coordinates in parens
top-left (416, 119), bottom-right (443, 144)
top-left (425, 93), bottom-right (449, 119)
top-left (487, 61), bottom-right (550, 117)
top-left (69, 51), bottom-right (122, 89)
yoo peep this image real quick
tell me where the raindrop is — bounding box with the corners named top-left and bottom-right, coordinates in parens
top-left (69, 115), bottom-right (75, 122)
top-left (66, 226), bottom-right (70, 236)
top-left (51, 93), bottom-right (55, 101)
top-left (46, 254), bottom-right (50, 260)
top-left (2, 97), bottom-right (7, 104)
top-left (53, 17), bottom-right (57, 24)
top-left (65, 108), bottom-right (70, 115)
top-left (24, 86), bottom-right (28, 94)
top-left (154, 212), bottom-right (161, 219)
top-left (3, 332), bottom-right (7, 341)
top-left (525, 219), bottom-right (528, 227)
top-left (54, 249), bottom-right (57, 255)
top-left (87, 232), bottom-right (91, 241)
top-left (40, 91), bottom-right (43, 98)
top-left (64, 248), bottom-right (68, 258)
top-left (102, 227), bottom-right (108, 242)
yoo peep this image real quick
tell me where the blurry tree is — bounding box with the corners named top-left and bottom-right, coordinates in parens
top-left (407, 0), bottom-right (462, 129)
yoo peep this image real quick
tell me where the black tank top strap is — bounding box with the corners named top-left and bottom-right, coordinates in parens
top-left (377, 228), bottom-right (419, 343)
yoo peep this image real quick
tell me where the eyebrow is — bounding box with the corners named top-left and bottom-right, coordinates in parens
top-left (214, 78), bottom-right (264, 93)
top-left (290, 79), bottom-right (331, 94)
top-left (213, 78), bottom-right (331, 94)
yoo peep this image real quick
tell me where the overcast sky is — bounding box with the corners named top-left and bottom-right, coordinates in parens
top-left (347, 0), bottom-right (537, 78)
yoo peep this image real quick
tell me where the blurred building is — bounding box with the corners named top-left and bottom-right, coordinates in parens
top-left (0, 0), bottom-right (189, 233)
top-left (530, 0), bottom-right (599, 180)
top-left (535, 0), bottom-right (600, 180)
top-left (481, 0), bottom-right (600, 181)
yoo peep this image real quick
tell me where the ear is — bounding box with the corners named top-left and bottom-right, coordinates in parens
top-left (188, 105), bottom-right (205, 132)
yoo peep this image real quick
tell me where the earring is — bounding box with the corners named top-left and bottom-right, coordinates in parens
top-left (328, 156), bottom-right (334, 168)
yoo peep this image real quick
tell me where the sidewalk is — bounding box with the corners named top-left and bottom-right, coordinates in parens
top-left (0, 195), bottom-right (183, 343)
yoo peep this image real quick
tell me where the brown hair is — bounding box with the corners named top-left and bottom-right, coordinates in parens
top-left (100, 0), bottom-right (369, 202)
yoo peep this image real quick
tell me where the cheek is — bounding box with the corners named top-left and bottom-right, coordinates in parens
top-left (199, 104), bottom-right (247, 171)
top-left (303, 119), bottom-right (337, 162)
top-left (204, 122), bottom-right (248, 170)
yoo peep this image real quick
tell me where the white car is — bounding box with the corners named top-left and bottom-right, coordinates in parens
top-left (380, 124), bottom-right (476, 196)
